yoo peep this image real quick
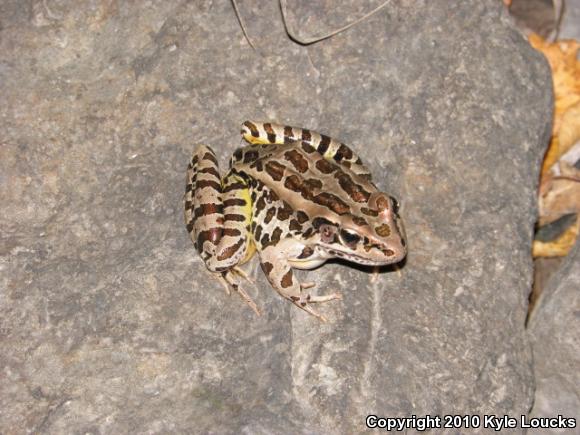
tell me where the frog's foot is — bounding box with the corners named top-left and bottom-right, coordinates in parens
top-left (299, 282), bottom-right (342, 302)
top-left (216, 269), bottom-right (261, 316)
top-left (287, 285), bottom-right (341, 322)
top-left (290, 297), bottom-right (329, 322)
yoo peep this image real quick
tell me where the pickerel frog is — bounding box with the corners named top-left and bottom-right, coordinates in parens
top-left (185, 121), bottom-right (407, 321)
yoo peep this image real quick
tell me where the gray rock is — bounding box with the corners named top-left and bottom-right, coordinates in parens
top-left (528, 240), bottom-right (580, 429)
top-left (0, 0), bottom-right (552, 433)
top-left (560, 0), bottom-right (580, 41)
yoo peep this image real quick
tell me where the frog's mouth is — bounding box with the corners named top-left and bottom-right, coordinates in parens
top-left (318, 243), bottom-right (406, 266)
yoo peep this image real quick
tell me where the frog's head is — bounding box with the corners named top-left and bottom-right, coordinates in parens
top-left (314, 192), bottom-right (407, 266)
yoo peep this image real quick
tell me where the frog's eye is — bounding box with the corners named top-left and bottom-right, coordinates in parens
top-left (339, 229), bottom-right (361, 247)
top-left (389, 196), bottom-right (400, 215)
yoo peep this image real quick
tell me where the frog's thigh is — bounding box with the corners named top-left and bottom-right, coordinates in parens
top-left (205, 171), bottom-right (254, 271)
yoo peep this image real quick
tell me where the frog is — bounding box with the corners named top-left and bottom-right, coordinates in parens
top-left (184, 121), bottom-right (407, 321)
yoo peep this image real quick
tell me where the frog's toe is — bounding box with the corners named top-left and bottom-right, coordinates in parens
top-left (291, 300), bottom-right (328, 322)
top-left (306, 292), bottom-right (342, 303)
top-left (220, 270), bottom-right (261, 316)
top-left (233, 266), bottom-right (255, 284)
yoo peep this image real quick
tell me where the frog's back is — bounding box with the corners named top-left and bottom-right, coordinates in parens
top-left (230, 142), bottom-right (383, 232)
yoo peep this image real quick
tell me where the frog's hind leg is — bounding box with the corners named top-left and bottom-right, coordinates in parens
top-left (185, 146), bottom-right (259, 314)
top-left (240, 120), bottom-right (372, 180)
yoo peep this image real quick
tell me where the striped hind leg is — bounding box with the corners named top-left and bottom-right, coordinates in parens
top-left (185, 146), bottom-right (259, 315)
top-left (240, 120), bottom-right (372, 179)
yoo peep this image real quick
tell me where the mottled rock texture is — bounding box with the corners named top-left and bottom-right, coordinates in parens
top-left (528, 240), bottom-right (580, 429)
top-left (1, 0), bottom-right (552, 433)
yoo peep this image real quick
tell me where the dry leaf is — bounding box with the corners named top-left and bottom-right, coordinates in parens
top-left (538, 164), bottom-right (580, 226)
top-left (528, 34), bottom-right (580, 173)
top-left (530, 34), bottom-right (580, 257)
top-left (533, 216), bottom-right (579, 257)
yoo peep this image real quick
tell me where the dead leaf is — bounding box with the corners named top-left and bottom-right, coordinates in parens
top-left (538, 164), bottom-right (580, 227)
top-left (533, 215), bottom-right (579, 257)
top-left (528, 34), bottom-right (580, 173)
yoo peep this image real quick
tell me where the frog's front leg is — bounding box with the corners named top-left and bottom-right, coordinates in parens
top-left (259, 239), bottom-right (342, 322)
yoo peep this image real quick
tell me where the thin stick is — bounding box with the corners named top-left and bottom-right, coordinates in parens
top-left (231, 0), bottom-right (256, 50)
top-left (279, 0), bottom-right (393, 45)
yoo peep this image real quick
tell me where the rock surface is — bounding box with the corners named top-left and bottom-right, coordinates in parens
top-left (528, 240), bottom-right (580, 429)
top-left (1, 0), bottom-right (552, 433)
top-left (560, 0), bottom-right (580, 41)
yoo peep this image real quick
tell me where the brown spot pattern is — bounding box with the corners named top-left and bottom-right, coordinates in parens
top-left (277, 202), bottom-right (293, 221)
top-left (352, 216), bottom-right (368, 227)
top-left (271, 227), bottom-right (283, 244)
top-left (254, 224), bottom-right (262, 242)
top-left (198, 166), bottom-right (221, 178)
top-left (264, 207), bottom-right (276, 224)
top-left (318, 134), bottom-right (331, 153)
top-left (261, 261), bottom-right (274, 275)
top-left (244, 121), bottom-right (259, 137)
top-left (281, 270), bottom-right (293, 288)
top-left (296, 211), bottom-right (309, 223)
top-left (376, 195), bottom-right (390, 212)
top-left (289, 219), bottom-right (302, 232)
top-left (315, 158), bottom-right (337, 174)
top-left (223, 181), bottom-right (246, 192)
top-left (334, 171), bottom-right (370, 203)
top-left (243, 150), bottom-right (259, 164)
top-left (202, 151), bottom-right (218, 165)
top-left (195, 179), bottom-right (221, 191)
top-left (268, 189), bottom-right (279, 202)
top-left (361, 207), bottom-right (379, 217)
top-left (313, 192), bottom-right (350, 215)
top-left (224, 213), bottom-right (245, 222)
top-left (217, 238), bottom-right (244, 260)
top-left (297, 246), bottom-right (314, 259)
top-left (256, 195), bottom-right (266, 211)
top-left (301, 142), bottom-right (316, 154)
top-left (233, 148), bottom-right (243, 161)
top-left (194, 202), bottom-right (221, 218)
top-left (283, 126), bottom-right (295, 144)
top-left (375, 224), bottom-right (391, 237)
top-left (265, 161), bottom-right (286, 181)
top-left (196, 228), bottom-right (221, 252)
top-left (334, 143), bottom-right (354, 162)
top-left (263, 123), bottom-right (276, 143)
top-left (284, 149), bottom-right (309, 173)
top-left (223, 228), bottom-right (242, 237)
top-left (284, 176), bottom-right (323, 200)
top-left (223, 198), bottom-right (247, 207)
